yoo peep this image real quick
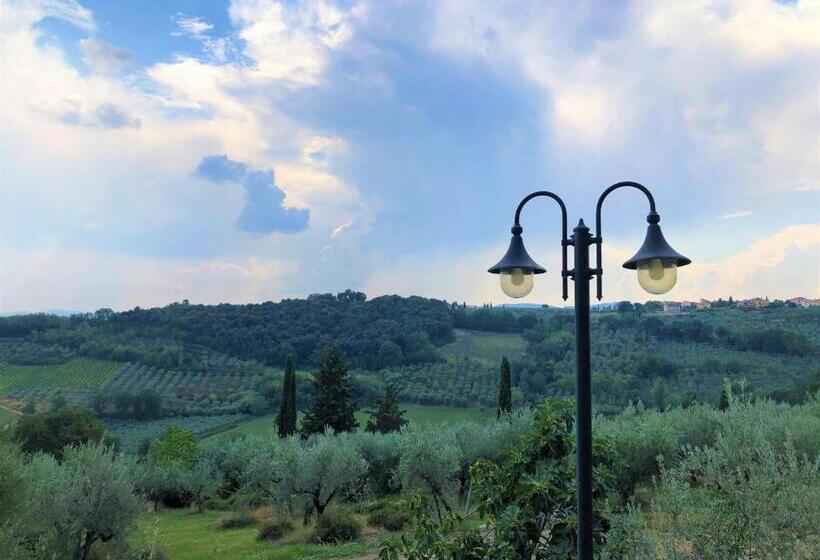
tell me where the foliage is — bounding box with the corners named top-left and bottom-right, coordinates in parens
top-left (148, 427), bottom-right (199, 468)
top-left (257, 517), bottom-right (294, 540)
top-left (368, 505), bottom-right (411, 531)
top-left (649, 404), bottom-right (819, 559)
top-left (383, 400), bottom-right (616, 560)
top-left (497, 357), bottom-right (512, 418)
top-left (105, 414), bottom-right (248, 454)
top-left (277, 357), bottom-right (298, 438)
top-left (13, 405), bottom-right (105, 459)
top-left (18, 442), bottom-right (141, 560)
top-left (366, 383), bottom-right (409, 434)
top-left (1, 292), bottom-right (454, 371)
top-left (312, 509), bottom-right (362, 543)
top-left (301, 343), bottom-right (358, 436)
top-left (278, 433), bottom-right (369, 523)
top-left (451, 306), bottom-right (540, 334)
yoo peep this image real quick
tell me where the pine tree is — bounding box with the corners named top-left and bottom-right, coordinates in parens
top-left (366, 384), bottom-right (408, 434)
top-left (277, 357), bottom-right (297, 438)
top-left (497, 356), bottom-right (512, 418)
top-left (301, 343), bottom-right (357, 436)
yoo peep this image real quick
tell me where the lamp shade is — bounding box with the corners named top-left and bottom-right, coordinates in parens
top-left (488, 233), bottom-right (546, 274)
top-left (622, 224), bottom-right (691, 270)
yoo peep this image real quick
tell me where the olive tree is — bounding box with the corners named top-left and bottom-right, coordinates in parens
top-left (24, 443), bottom-right (140, 560)
top-left (277, 432), bottom-right (368, 524)
top-left (394, 425), bottom-right (460, 522)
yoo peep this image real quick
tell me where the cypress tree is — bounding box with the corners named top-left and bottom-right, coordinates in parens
top-left (277, 357), bottom-right (297, 438)
top-left (497, 356), bottom-right (512, 418)
top-left (719, 387), bottom-right (730, 412)
top-left (301, 343), bottom-right (357, 436)
top-left (366, 383), bottom-right (408, 434)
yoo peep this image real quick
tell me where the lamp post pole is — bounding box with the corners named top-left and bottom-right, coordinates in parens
top-left (571, 220), bottom-right (594, 560)
top-left (488, 181), bottom-right (691, 560)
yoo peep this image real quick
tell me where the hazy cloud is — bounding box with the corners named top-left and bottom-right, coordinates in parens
top-left (79, 39), bottom-right (132, 74)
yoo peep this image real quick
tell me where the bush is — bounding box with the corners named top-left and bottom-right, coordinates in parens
top-left (312, 510), bottom-right (361, 543)
top-left (367, 506), bottom-right (410, 531)
top-left (217, 510), bottom-right (257, 530)
top-left (257, 518), bottom-right (294, 541)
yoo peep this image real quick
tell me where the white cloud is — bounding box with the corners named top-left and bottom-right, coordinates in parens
top-left (173, 14), bottom-right (214, 37)
top-left (228, 0), bottom-right (360, 85)
top-left (718, 210), bottom-right (752, 220)
top-left (430, 0), bottom-right (820, 195)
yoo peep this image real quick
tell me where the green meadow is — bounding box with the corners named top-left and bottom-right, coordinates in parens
top-left (131, 509), bottom-right (376, 560)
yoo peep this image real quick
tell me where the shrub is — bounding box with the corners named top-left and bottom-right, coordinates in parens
top-left (367, 506), bottom-right (410, 531)
top-left (217, 510), bottom-right (257, 530)
top-left (256, 518), bottom-right (294, 541)
top-left (129, 549), bottom-right (169, 560)
top-left (312, 510), bottom-right (362, 543)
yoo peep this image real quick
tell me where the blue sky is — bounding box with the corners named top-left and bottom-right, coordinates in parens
top-left (1, 0), bottom-right (818, 312)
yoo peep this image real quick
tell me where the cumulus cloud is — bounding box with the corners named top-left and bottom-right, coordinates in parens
top-left (79, 38), bottom-right (132, 74)
top-left (195, 155), bottom-right (309, 234)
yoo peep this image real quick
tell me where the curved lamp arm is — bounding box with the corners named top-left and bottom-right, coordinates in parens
top-left (514, 191), bottom-right (570, 300)
top-left (594, 181), bottom-right (657, 300)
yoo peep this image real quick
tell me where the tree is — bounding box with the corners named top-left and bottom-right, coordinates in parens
top-left (14, 406), bottom-right (105, 460)
top-left (366, 384), bottom-right (408, 434)
top-left (277, 434), bottom-right (368, 524)
top-left (24, 443), bottom-right (140, 560)
top-left (301, 343), bottom-right (357, 436)
top-left (148, 427), bottom-right (199, 468)
top-left (497, 357), bottom-right (512, 418)
top-left (719, 387), bottom-right (730, 412)
top-left (617, 301), bottom-right (635, 313)
top-left (277, 357), bottom-right (298, 438)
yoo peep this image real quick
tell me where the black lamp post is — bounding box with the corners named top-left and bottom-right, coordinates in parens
top-left (488, 181), bottom-right (690, 559)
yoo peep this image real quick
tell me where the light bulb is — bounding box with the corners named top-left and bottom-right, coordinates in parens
top-left (637, 258), bottom-right (677, 294)
top-left (500, 268), bottom-right (534, 298)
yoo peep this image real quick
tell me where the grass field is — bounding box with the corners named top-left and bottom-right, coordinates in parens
top-left (209, 404), bottom-right (494, 440)
top-left (0, 358), bottom-right (121, 393)
top-left (132, 509), bottom-right (374, 560)
top-left (438, 329), bottom-right (526, 364)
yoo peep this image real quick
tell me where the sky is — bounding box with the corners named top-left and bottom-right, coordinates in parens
top-left (1, 0), bottom-right (819, 312)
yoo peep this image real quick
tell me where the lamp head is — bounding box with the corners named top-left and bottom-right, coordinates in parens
top-left (623, 212), bottom-right (691, 295)
top-left (488, 226), bottom-right (545, 298)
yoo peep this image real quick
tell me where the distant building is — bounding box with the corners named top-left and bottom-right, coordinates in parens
top-left (591, 302), bottom-right (619, 312)
top-left (696, 299), bottom-right (712, 310)
top-left (788, 297), bottom-right (820, 308)
top-left (662, 301), bottom-right (684, 314)
top-left (738, 297), bottom-right (770, 310)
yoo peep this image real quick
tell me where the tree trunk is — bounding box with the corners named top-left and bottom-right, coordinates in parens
top-left (78, 531), bottom-right (95, 560)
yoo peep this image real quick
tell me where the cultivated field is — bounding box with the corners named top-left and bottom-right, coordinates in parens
top-left (438, 329), bottom-right (526, 364)
top-left (0, 358), bottom-right (121, 393)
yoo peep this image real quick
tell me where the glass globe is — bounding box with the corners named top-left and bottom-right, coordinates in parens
top-left (500, 268), bottom-right (534, 298)
top-left (637, 258), bottom-right (677, 294)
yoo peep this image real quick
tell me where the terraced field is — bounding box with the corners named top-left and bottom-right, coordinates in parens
top-left (0, 358), bottom-right (121, 395)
